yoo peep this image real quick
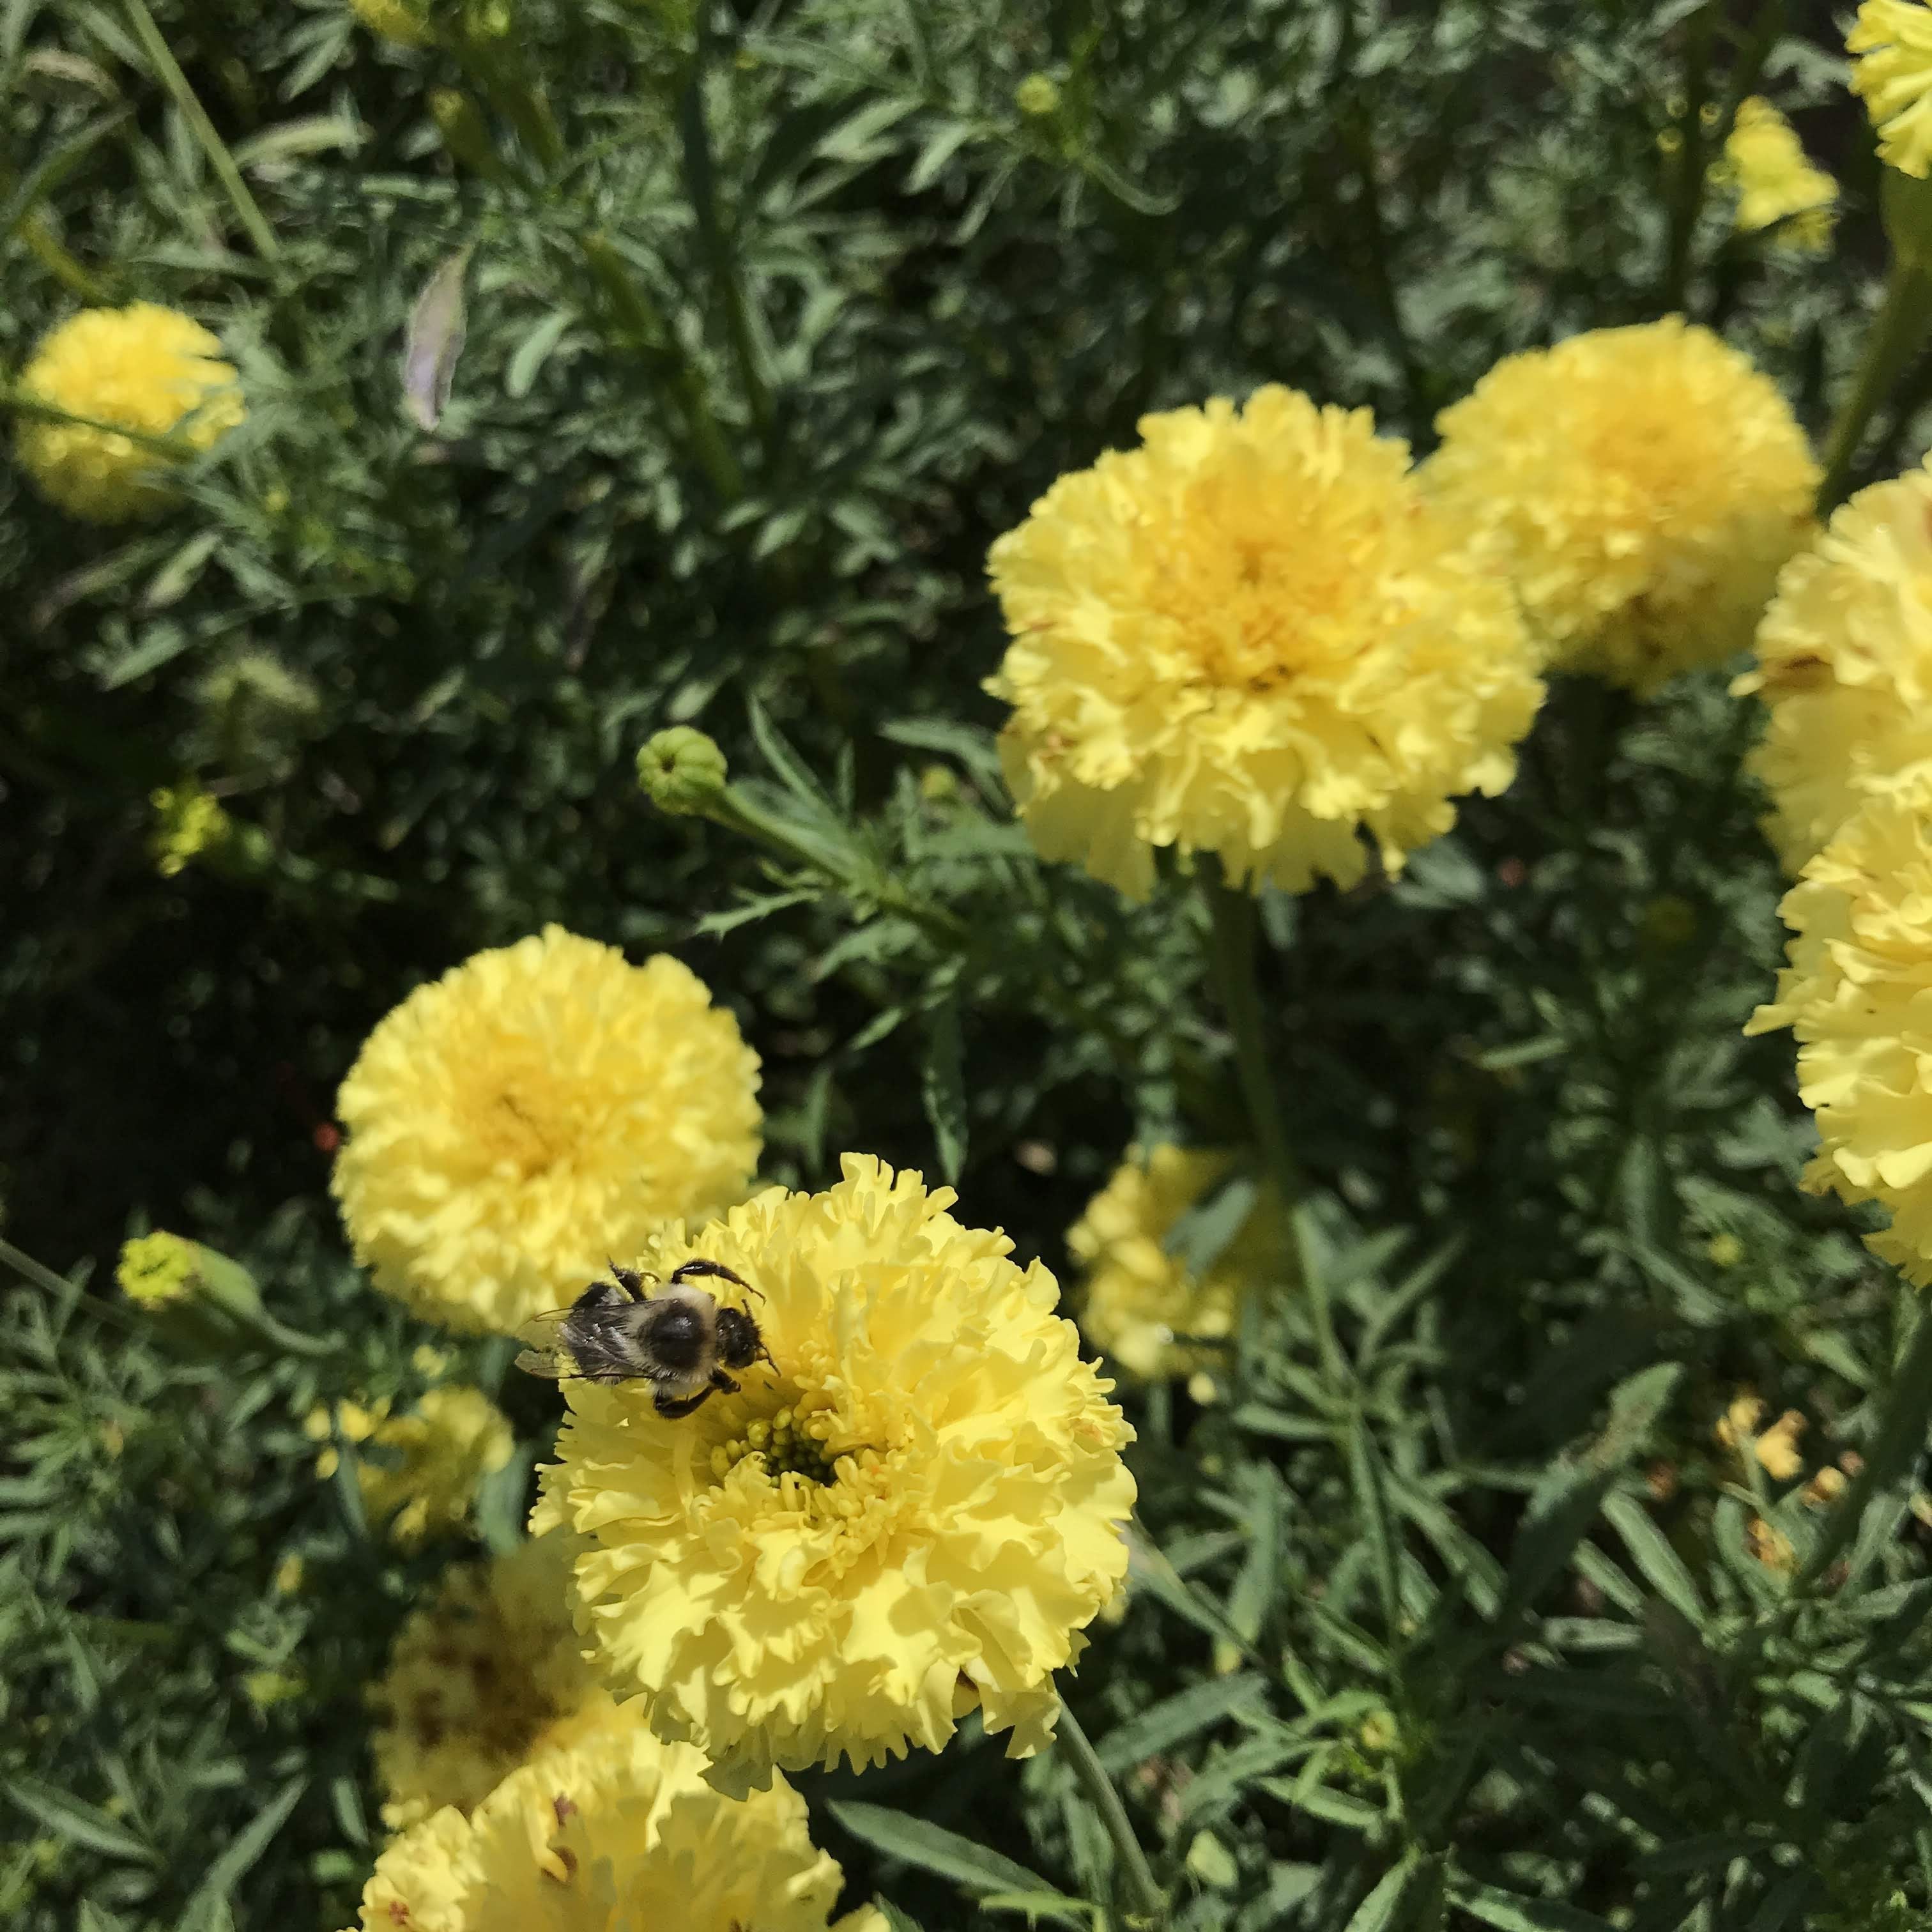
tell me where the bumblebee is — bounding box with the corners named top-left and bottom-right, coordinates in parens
top-left (515, 1259), bottom-right (771, 1418)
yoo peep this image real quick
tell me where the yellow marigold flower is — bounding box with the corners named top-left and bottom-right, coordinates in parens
top-left (1712, 98), bottom-right (1837, 250)
top-left (1066, 1146), bottom-right (1285, 1390)
top-left (1735, 463), bottom-right (1932, 872)
top-left (331, 926), bottom-right (761, 1336)
top-left (17, 304), bottom-right (244, 523)
top-left (349, 0), bottom-right (434, 45)
top-left (316, 1387), bottom-right (513, 1547)
top-left (118, 1231), bottom-right (195, 1309)
top-left (986, 387), bottom-right (1542, 899)
top-left (346, 1726), bottom-right (882, 1932)
top-left (1850, 0), bottom-right (1932, 179)
top-left (150, 780), bottom-right (233, 878)
top-left (535, 1155), bottom-right (1135, 1795)
top-left (371, 1537), bottom-right (631, 1832)
top-left (1426, 319), bottom-right (1819, 694)
top-left (1746, 776), bottom-right (1932, 1282)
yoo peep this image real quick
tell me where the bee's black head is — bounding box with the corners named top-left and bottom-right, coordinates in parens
top-left (714, 1306), bottom-right (764, 1370)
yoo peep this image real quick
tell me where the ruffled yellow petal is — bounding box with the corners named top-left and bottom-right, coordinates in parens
top-left (1849, 0), bottom-right (1932, 179)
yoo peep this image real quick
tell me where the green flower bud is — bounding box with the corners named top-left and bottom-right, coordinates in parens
top-left (1015, 73), bottom-right (1061, 118)
top-left (118, 1232), bottom-right (262, 1319)
top-left (637, 727), bottom-right (729, 814)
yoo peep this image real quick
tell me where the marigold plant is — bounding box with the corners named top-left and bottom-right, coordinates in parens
top-left (986, 386), bottom-right (1543, 898)
top-left (310, 1387), bottom-right (514, 1548)
top-left (330, 927), bottom-right (761, 1336)
top-left (1425, 318), bottom-right (1819, 693)
top-left (1738, 462), bottom-right (1932, 871)
top-left (535, 1154), bottom-right (1135, 1793)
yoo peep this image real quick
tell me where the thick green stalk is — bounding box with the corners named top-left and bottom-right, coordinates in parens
top-left (1055, 1698), bottom-right (1167, 1926)
top-left (1660, 1), bottom-right (1718, 313)
top-left (1817, 259), bottom-right (1932, 513)
top-left (123, 0), bottom-right (280, 260)
top-left (1, 390), bottom-right (193, 459)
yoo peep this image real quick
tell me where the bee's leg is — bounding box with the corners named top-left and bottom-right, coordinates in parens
top-left (654, 1386), bottom-right (713, 1420)
top-left (709, 1368), bottom-right (741, 1396)
top-left (669, 1259), bottom-right (753, 1296)
top-left (610, 1262), bottom-right (648, 1301)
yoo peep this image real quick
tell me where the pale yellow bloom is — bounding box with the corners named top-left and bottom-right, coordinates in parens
top-left (1850, 0), bottom-right (1932, 179)
top-left (346, 1726), bottom-right (882, 1932)
top-left (331, 926), bottom-right (761, 1336)
top-left (536, 1155), bottom-right (1135, 1794)
top-left (311, 1387), bottom-right (513, 1547)
top-left (1426, 319), bottom-right (1818, 693)
top-left (371, 1537), bottom-right (632, 1832)
top-left (1736, 463), bottom-right (1932, 872)
top-left (1747, 775), bottom-right (1932, 1282)
top-left (986, 387), bottom-right (1542, 898)
top-left (1712, 98), bottom-right (1837, 249)
top-left (1066, 1146), bottom-right (1285, 1390)
top-left (17, 304), bottom-right (244, 521)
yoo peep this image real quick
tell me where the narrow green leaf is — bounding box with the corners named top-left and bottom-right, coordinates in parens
top-left (827, 1802), bottom-right (1054, 1900)
top-left (1094, 1673), bottom-right (1266, 1773)
top-left (1601, 1491), bottom-right (1705, 1624)
top-left (1453, 1882), bottom-right (1617, 1931)
top-left (1346, 1857), bottom-right (1422, 1932)
top-left (1, 1776), bottom-right (159, 1863)
top-left (920, 997), bottom-right (967, 1182)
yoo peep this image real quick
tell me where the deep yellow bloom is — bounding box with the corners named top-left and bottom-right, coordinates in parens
top-left (371, 1537), bottom-right (631, 1832)
top-left (17, 305), bottom-right (245, 522)
top-left (1066, 1146), bottom-right (1285, 1390)
top-left (535, 1155), bottom-right (1135, 1794)
top-left (1747, 777), bottom-right (1932, 1283)
top-left (332, 926), bottom-right (761, 1336)
top-left (348, 1726), bottom-right (882, 1932)
top-left (310, 1387), bottom-right (513, 1547)
top-left (1713, 98), bottom-right (1837, 249)
top-left (1426, 319), bottom-right (1819, 693)
top-left (1736, 463), bottom-right (1932, 872)
top-left (1850, 1), bottom-right (1932, 178)
top-left (150, 781), bottom-right (233, 878)
top-left (986, 387), bottom-right (1542, 898)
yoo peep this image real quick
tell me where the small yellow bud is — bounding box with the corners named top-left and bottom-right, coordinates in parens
top-left (1015, 73), bottom-right (1061, 118)
top-left (1706, 1232), bottom-right (1744, 1269)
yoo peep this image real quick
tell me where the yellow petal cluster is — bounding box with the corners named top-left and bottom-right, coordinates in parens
top-left (535, 1155), bottom-right (1135, 1794)
top-left (371, 1537), bottom-right (632, 1832)
top-left (346, 1725), bottom-right (882, 1932)
top-left (310, 1387), bottom-right (514, 1547)
top-left (150, 780), bottom-right (233, 878)
top-left (331, 926), bottom-right (761, 1337)
top-left (117, 1231), bottom-right (195, 1309)
top-left (1736, 463), bottom-right (1932, 872)
top-left (1426, 319), bottom-right (1819, 694)
top-left (17, 304), bottom-right (245, 523)
top-left (986, 387), bottom-right (1542, 899)
top-left (1712, 97), bottom-right (1837, 250)
top-left (1066, 1146), bottom-right (1285, 1390)
top-left (1745, 778), bottom-right (1932, 1283)
top-left (1850, 0), bottom-right (1932, 179)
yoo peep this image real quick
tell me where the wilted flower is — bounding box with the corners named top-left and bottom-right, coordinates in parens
top-left (1736, 463), bottom-right (1932, 872)
top-left (536, 1155), bottom-right (1135, 1794)
top-left (331, 926), bottom-right (761, 1336)
top-left (1066, 1146), bottom-right (1285, 1391)
top-left (310, 1387), bottom-right (513, 1547)
top-left (346, 1726), bottom-right (882, 1932)
top-left (1713, 97), bottom-right (1837, 249)
top-left (987, 387), bottom-right (1542, 898)
top-left (150, 781), bottom-right (233, 878)
top-left (636, 727), bottom-right (730, 815)
top-left (17, 304), bottom-right (245, 522)
top-left (1747, 778), bottom-right (1932, 1284)
top-left (1850, 0), bottom-right (1932, 179)
top-left (1426, 319), bottom-right (1818, 693)
top-left (371, 1536), bottom-right (629, 1831)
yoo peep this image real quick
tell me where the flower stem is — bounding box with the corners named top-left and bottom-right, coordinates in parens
top-left (1793, 1298), bottom-right (1932, 1592)
top-left (1817, 257), bottom-right (1932, 514)
top-left (0, 389), bottom-right (195, 459)
top-left (1205, 880), bottom-right (1346, 1386)
top-left (1055, 1698), bottom-right (1167, 1926)
top-left (123, 0), bottom-right (280, 261)
top-left (1660, 0), bottom-right (1719, 313)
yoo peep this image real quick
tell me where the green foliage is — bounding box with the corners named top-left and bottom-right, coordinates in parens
top-left (4, 1), bottom-right (1932, 1928)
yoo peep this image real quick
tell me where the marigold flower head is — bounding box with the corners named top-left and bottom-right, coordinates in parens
top-left (1713, 97), bottom-right (1837, 249)
top-left (1746, 776), bottom-right (1932, 1283)
top-left (332, 926), bottom-right (761, 1336)
top-left (986, 387), bottom-right (1542, 899)
top-left (371, 1535), bottom-right (632, 1831)
top-left (1425, 318), bottom-right (1819, 693)
top-left (1850, 1), bottom-right (1932, 179)
top-left (535, 1155), bottom-right (1135, 1794)
top-left (150, 780), bottom-right (233, 878)
top-left (1736, 463), bottom-right (1932, 871)
top-left (17, 304), bottom-right (244, 523)
top-left (346, 1725), bottom-right (882, 1932)
top-left (312, 1387), bottom-right (513, 1547)
top-left (1066, 1146), bottom-right (1286, 1390)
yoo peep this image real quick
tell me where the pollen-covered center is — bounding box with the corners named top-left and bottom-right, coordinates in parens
top-left (1133, 472), bottom-right (1389, 695)
top-left (710, 1405), bottom-right (841, 1487)
top-left (453, 1047), bottom-right (600, 1181)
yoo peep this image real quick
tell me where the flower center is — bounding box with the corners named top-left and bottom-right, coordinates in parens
top-left (468, 1076), bottom-right (574, 1178)
top-left (710, 1406), bottom-right (839, 1485)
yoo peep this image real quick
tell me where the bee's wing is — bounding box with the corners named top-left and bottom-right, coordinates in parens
top-left (513, 1309), bottom-right (575, 1380)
